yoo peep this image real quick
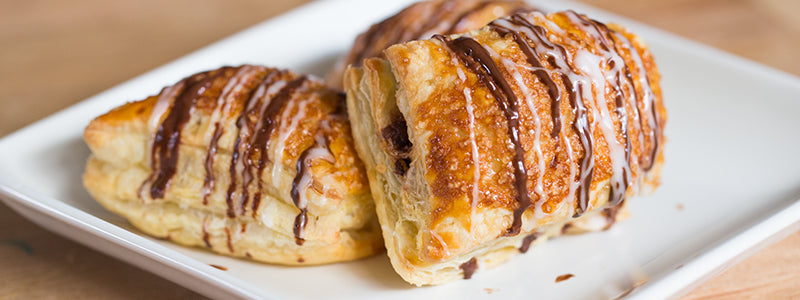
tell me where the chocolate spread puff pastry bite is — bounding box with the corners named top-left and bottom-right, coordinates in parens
top-left (345, 10), bottom-right (666, 285)
top-left (83, 65), bottom-right (383, 265)
top-left (327, 0), bottom-right (537, 89)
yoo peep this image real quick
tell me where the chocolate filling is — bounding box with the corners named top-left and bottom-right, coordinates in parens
top-left (381, 112), bottom-right (413, 176)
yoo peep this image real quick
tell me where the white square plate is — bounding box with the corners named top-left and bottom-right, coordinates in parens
top-left (2, 0), bottom-right (800, 299)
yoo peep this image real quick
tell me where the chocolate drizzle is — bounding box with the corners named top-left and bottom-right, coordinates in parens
top-left (621, 53), bottom-right (648, 170)
top-left (491, 15), bottom-right (566, 140)
top-left (291, 147), bottom-right (312, 246)
top-left (140, 66), bottom-right (348, 248)
top-left (202, 229), bottom-right (211, 248)
top-left (647, 102), bottom-right (661, 171)
top-left (144, 68), bottom-right (230, 199)
top-left (202, 124), bottom-right (223, 205)
top-left (226, 131), bottom-right (244, 218)
top-left (436, 34), bottom-right (531, 236)
top-left (224, 227), bottom-right (234, 253)
top-left (225, 73), bottom-right (307, 218)
top-left (445, 0), bottom-right (495, 33)
top-left (247, 76), bottom-right (309, 215)
top-left (491, 14), bottom-right (598, 217)
top-left (639, 38), bottom-right (661, 172)
top-left (564, 76), bottom-right (595, 216)
top-left (519, 233), bottom-right (539, 253)
top-left (290, 132), bottom-right (333, 246)
top-left (459, 257), bottom-right (479, 279)
top-left (602, 204), bottom-right (621, 230)
top-left (615, 31), bottom-right (661, 172)
top-left (349, 0), bottom-right (535, 68)
top-left (439, 11), bottom-right (663, 221)
top-left (225, 71), bottom-right (284, 218)
top-left (568, 11), bottom-right (633, 207)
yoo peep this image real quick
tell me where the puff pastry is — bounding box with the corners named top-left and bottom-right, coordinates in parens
top-left (327, 0), bottom-right (536, 89)
top-left (345, 11), bottom-right (666, 285)
top-left (84, 65), bottom-right (383, 265)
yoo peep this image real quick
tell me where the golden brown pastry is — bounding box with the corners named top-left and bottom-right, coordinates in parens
top-left (345, 10), bottom-right (666, 285)
top-left (327, 0), bottom-right (537, 89)
top-left (84, 65), bottom-right (383, 265)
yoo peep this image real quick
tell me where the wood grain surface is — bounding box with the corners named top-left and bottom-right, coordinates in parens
top-left (1, 0), bottom-right (798, 298)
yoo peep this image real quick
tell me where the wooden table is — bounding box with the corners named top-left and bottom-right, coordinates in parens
top-left (1, 0), bottom-right (798, 298)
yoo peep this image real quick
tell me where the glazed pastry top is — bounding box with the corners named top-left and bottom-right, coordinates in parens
top-left (378, 10), bottom-right (665, 260)
top-left (85, 66), bottom-right (370, 245)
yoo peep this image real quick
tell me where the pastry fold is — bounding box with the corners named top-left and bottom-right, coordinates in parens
top-left (344, 11), bottom-right (665, 285)
top-left (84, 65), bottom-right (383, 265)
top-left (327, 0), bottom-right (536, 89)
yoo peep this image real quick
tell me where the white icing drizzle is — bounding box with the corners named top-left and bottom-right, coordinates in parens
top-left (201, 66), bottom-right (257, 198)
top-left (463, 87), bottom-right (481, 233)
top-left (493, 15), bottom-right (585, 215)
top-left (148, 81), bottom-right (184, 132)
top-left (529, 12), bottom-right (602, 214)
top-left (485, 47), bottom-right (550, 219)
top-left (139, 83), bottom-right (184, 202)
top-left (292, 133), bottom-right (335, 241)
top-left (228, 75), bottom-right (287, 215)
top-left (615, 31), bottom-right (658, 172)
top-left (493, 15), bottom-right (578, 218)
top-left (573, 50), bottom-right (628, 208)
top-left (428, 229), bottom-right (452, 258)
top-left (612, 31), bottom-right (648, 193)
top-left (454, 56), bottom-right (482, 234)
top-left (490, 11), bottom-right (648, 216)
top-left (272, 96), bottom-right (313, 181)
top-left (206, 66), bottom-right (255, 134)
top-left (296, 146), bottom-right (335, 191)
top-left (564, 11), bottom-right (633, 206)
top-left (313, 124), bottom-right (335, 202)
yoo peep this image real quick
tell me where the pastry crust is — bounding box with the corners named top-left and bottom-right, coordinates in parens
top-left (327, 0), bottom-right (536, 89)
top-left (84, 65), bottom-right (383, 265)
top-left (345, 11), bottom-right (666, 285)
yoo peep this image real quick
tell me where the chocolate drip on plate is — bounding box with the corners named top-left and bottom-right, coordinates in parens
top-left (436, 34), bottom-right (531, 236)
top-left (555, 273), bottom-right (574, 283)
